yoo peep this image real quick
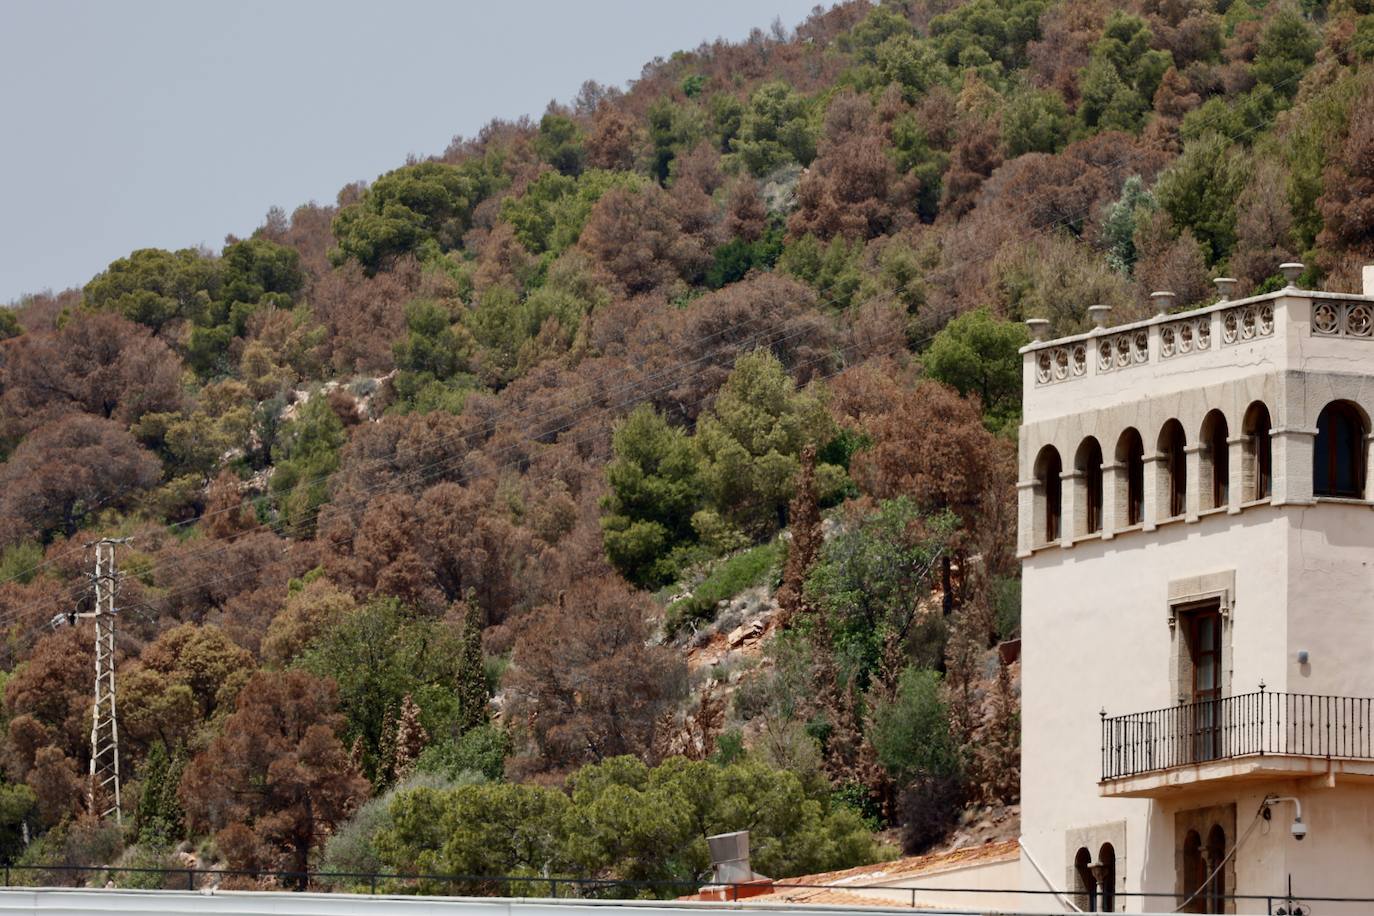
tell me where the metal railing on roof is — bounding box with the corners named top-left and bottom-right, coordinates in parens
top-left (0, 863), bottom-right (1362, 913)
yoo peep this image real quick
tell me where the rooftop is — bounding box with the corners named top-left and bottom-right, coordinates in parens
top-left (774, 839), bottom-right (1021, 887)
top-left (1018, 266), bottom-right (1374, 425)
top-left (732, 841), bottom-right (1022, 910)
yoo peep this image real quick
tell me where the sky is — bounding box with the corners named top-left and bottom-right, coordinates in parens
top-left (0, 0), bottom-right (823, 303)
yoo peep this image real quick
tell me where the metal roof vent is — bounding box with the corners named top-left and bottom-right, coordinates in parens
top-left (708, 830), bottom-right (757, 884)
top-left (697, 830), bottom-right (774, 902)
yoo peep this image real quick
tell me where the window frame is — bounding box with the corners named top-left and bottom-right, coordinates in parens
top-left (1314, 400), bottom-right (1367, 499)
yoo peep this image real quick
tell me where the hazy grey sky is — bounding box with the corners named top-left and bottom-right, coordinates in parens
top-left (0, 0), bottom-right (822, 303)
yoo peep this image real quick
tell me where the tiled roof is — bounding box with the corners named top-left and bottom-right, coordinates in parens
top-left (741, 887), bottom-right (905, 908)
top-left (679, 840), bottom-right (1021, 908)
top-left (776, 839), bottom-right (1020, 887)
top-left (724, 840), bottom-right (1021, 909)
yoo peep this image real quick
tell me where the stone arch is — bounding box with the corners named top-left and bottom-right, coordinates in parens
top-left (1034, 444), bottom-right (1063, 545)
top-left (1115, 427), bottom-right (1145, 528)
top-left (1157, 419), bottom-right (1188, 520)
top-left (1075, 436), bottom-right (1104, 536)
top-left (1205, 824), bottom-right (1227, 913)
top-left (1199, 409), bottom-right (1230, 511)
top-left (1241, 401), bottom-right (1272, 502)
top-left (1182, 829), bottom-right (1205, 913)
top-left (1073, 845), bottom-right (1098, 912)
top-left (1097, 842), bottom-right (1117, 912)
top-left (1314, 399), bottom-right (1369, 498)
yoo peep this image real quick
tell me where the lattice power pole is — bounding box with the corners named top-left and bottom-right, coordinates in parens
top-left (79, 537), bottom-right (129, 824)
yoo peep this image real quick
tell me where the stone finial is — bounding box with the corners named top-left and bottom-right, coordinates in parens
top-left (1087, 304), bottom-right (1112, 329)
top-left (1362, 265), bottom-right (1374, 298)
top-left (1025, 318), bottom-right (1051, 342)
top-left (1280, 262), bottom-right (1305, 287)
top-left (1213, 278), bottom-right (1237, 302)
top-left (1150, 291), bottom-right (1176, 315)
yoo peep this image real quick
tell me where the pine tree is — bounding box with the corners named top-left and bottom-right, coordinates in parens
top-left (456, 599), bottom-right (489, 734)
top-left (391, 694), bottom-right (429, 782)
top-left (777, 444), bottom-right (822, 625)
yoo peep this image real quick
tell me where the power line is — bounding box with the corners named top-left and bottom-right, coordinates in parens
top-left (0, 271), bottom-right (915, 612)
top-left (0, 321), bottom-right (919, 635)
top-left (0, 62), bottom-right (1314, 594)
top-left (0, 274), bottom-right (889, 591)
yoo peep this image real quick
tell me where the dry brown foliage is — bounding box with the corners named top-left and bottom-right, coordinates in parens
top-left (180, 669), bottom-right (368, 880)
top-left (504, 577), bottom-right (687, 778)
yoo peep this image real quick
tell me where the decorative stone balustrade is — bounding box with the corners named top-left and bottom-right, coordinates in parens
top-left (1034, 341), bottom-right (1087, 385)
top-left (1158, 315), bottom-right (1211, 360)
top-left (1220, 300), bottom-right (1274, 346)
top-left (1029, 294), bottom-right (1295, 388)
top-left (1096, 329), bottom-right (1148, 374)
top-left (1311, 299), bottom-right (1374, 338)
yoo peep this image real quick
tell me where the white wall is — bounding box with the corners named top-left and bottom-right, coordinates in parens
top-left (1286, 506), bottom-right (1374, 697)
top-left (1019, 509), bottom-right (1291, 911)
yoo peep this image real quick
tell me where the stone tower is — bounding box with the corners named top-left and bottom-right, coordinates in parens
top-left (1018, 267), bottom-right (1374, 914)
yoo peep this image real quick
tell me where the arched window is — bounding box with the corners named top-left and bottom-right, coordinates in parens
top-left (1116, 428), bottom-right (1145, 527)
top-left (1075, 437), bottom-right (1104, 535)
top-left (1242, 402), bottom-right (1272, 501)
top-left (1097, 843), bottom-right (1116, 912)
top-left (1182, 829), bottom-right (1206, 914)
top-left (1158, 419), bottom-right (1188, 519)
top-left (1314, 400), bottom-right (1368, 498)
top-left (1205, 825), bottom-right (1227, 914)
top-left (1034, 445), bottom-right (1063, 545)
top-left (1073, 846), bottom-right (1098, 912)
top-left (1200, 410), bottom-right (1229, 511)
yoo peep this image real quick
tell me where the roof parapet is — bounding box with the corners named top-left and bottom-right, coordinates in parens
top-left (1019, 263), bottom-right (1374, 356)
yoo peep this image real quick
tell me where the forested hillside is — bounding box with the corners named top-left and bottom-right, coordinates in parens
top-left (1, 0), bottom-right (1372, 889)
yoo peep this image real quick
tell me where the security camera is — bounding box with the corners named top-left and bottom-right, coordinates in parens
top-left (1265, 795), bottom-right (1308, 841)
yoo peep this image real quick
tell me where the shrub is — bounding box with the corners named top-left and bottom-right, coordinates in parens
top-left (110, 843), bottom-right (182, 890)
top-left (991, 575), bottom-right (1021, 641)
top-left (414, 725), bottom-right (511, 783)
top-left (898, 774), bottom-right (965, 854)
top-left (0, 541), bottom-right (43, 585)
top-left (869, 667), bottom-right (961, 787)
top-left (665, 540), bottom-right (782, 633)
top-left (318, 770), bottom-right (483, 887)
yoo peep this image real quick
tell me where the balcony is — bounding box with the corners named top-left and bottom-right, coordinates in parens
top-left (1099, 690), bottom-right (1374, 797)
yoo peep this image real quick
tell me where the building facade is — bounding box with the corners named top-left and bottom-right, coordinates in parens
top-left (1018, 268), bottom-right (1374, 914)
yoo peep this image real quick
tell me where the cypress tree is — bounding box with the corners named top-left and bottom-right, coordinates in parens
top-left (137, 741), bottom-right (185, 846)
top-left (456, 599), bottom-right (490, 734)
top-left (392, 694), bottom-right (429, 781)
top-left (777, 444), bottom-right (821, 625)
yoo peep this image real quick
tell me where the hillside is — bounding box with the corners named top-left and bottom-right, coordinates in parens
top-left (0, 0), bottom-right (1371, 891)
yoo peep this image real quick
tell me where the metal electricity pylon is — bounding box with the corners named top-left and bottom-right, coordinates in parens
top-left (79, 537), bottom-right (130, 823)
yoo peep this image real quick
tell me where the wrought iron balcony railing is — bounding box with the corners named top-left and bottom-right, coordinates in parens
top-left (1101, 688), bottom-right (1374, 781)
